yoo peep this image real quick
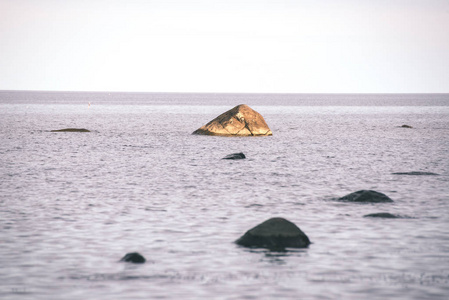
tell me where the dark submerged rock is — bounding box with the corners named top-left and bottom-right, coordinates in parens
top-left (192, 104), bottom-right (272, 136)
top-left (235, 217), bottom-right (310, 251)
top-left (392, 171), bottom-right (439, 176)
top-left (364, 213), bottom-right (400, 218)
top-left (120, 252), bottom-right (146, 263)
top-left (51, 128), bottom-right (90, 132)
top-left (223, 152), bottom-right (246, 160)
top-left (338, 190), bottom-right (393, 203)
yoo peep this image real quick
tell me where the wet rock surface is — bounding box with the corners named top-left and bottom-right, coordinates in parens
top-left (235, 217), bottom-right (310, 251)
top-left (192, 104), bottom-right (272, 136)
top-left (338, 190), bottom-right (393, 203)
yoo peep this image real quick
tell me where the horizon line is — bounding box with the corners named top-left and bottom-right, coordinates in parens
top-left (1, 89), bottom-right (448, 95)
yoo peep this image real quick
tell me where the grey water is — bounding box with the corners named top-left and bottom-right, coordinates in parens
top-left (1, 91), bottom-right (448, 299)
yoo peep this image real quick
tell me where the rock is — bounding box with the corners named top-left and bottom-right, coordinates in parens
top-left (223, 152), bottom-right (246, 160)
top-left (51, 128), bottom-right (90, 132)
top-left (364, 212), bottom-right (413, 219)
top-left (120, 252), bottom-right (146, 263)
top-left (192, 104), bottom-right (272, 136)
top-left (400, 124), bottom-right (413, 128)
top-left (235, 217), bottom-right (310, 250)
top-left (338, 190), bottom-right (393, 203)
top-left (392, 171), bottom-right (439, 176)
top-left (364, 213), bottom-right (400, 218)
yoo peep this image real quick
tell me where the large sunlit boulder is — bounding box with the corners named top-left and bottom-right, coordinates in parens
top-left (192, 104), bottom-right (272, 136)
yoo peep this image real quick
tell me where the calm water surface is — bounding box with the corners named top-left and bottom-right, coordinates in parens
top-left (1, 92), bottom-right (449, 299)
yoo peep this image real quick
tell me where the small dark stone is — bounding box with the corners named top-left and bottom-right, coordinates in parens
top-left (338, 190), bottom-right (393, 203)
top-left (364, 213), bottom-right (399, 218)
top-left (222, 152), bottom-right (246, 160)
top-left (400, 124), bottom-right (413, 128)
top-left (235, 217), bottom-right (310, 251)
top-left (51, 128), bottom-right (90, 132)
top-left (392, 171), bottom-right (439, 176)
top-left (120, 252), bottom-right (146, 263)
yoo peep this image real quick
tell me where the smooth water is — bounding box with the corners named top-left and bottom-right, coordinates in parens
top-left (1, 92), bottom-right (449, 299)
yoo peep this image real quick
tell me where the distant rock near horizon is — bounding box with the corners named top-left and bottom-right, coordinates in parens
top-left (364, 213), bottom-right (402, 218)
top-left (192, 104), bottom-right (272, 136)
top-left (338, 190), bottom-right (393, 203)
top-left (235, 217), bottom-right (310, 251)
top-left (51, 128), bottom-right (90, 132)
top-left (222, 152), bottom-right (246, 160)
top-left (392, 171), bottom-right (439, 176)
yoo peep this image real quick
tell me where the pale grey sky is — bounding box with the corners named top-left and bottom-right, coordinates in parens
top-left (1, 0), bottom-right (448, 93)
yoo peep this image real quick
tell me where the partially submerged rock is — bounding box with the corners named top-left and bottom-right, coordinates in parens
top-left (51, 128), bottom-right (90, 132)
top-left (400, 124), bottom-right (413, 128)
top-left (120, 252), bottom-right (146, 263)
top-left (192, 104), bottom-right (272, 136)
top-left (392, 171), bottom-right (439, 176)
top-left (338, 190), bottom-right (393, 203)
top-left (223, 152), bottom-right (246, 160)
top-left (235, 217), bottom-right (310, 250)
top-left (364, 213), bottom-right (400, 218)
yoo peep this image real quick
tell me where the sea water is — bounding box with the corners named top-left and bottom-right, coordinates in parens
top-left (1, 91), bottom-right (448, 299)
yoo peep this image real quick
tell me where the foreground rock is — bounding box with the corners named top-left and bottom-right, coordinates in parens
top-left (120, 252), bottom-right (146, 263)
top-left (192, 104), bottom-right (272, 136)
top-left (392, 171), bottom-right (439, 176)
top-left (338, 190), bottom-right (393, 203)
top-left (223, 152), bottom-right (246, 160)
top-left (235, 217), bottom-right (310, 250)
top-left (51, 128), bottom-right (90, 132)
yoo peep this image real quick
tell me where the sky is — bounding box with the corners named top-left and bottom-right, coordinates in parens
top-left (1, 0), bottom-right (449, 93)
